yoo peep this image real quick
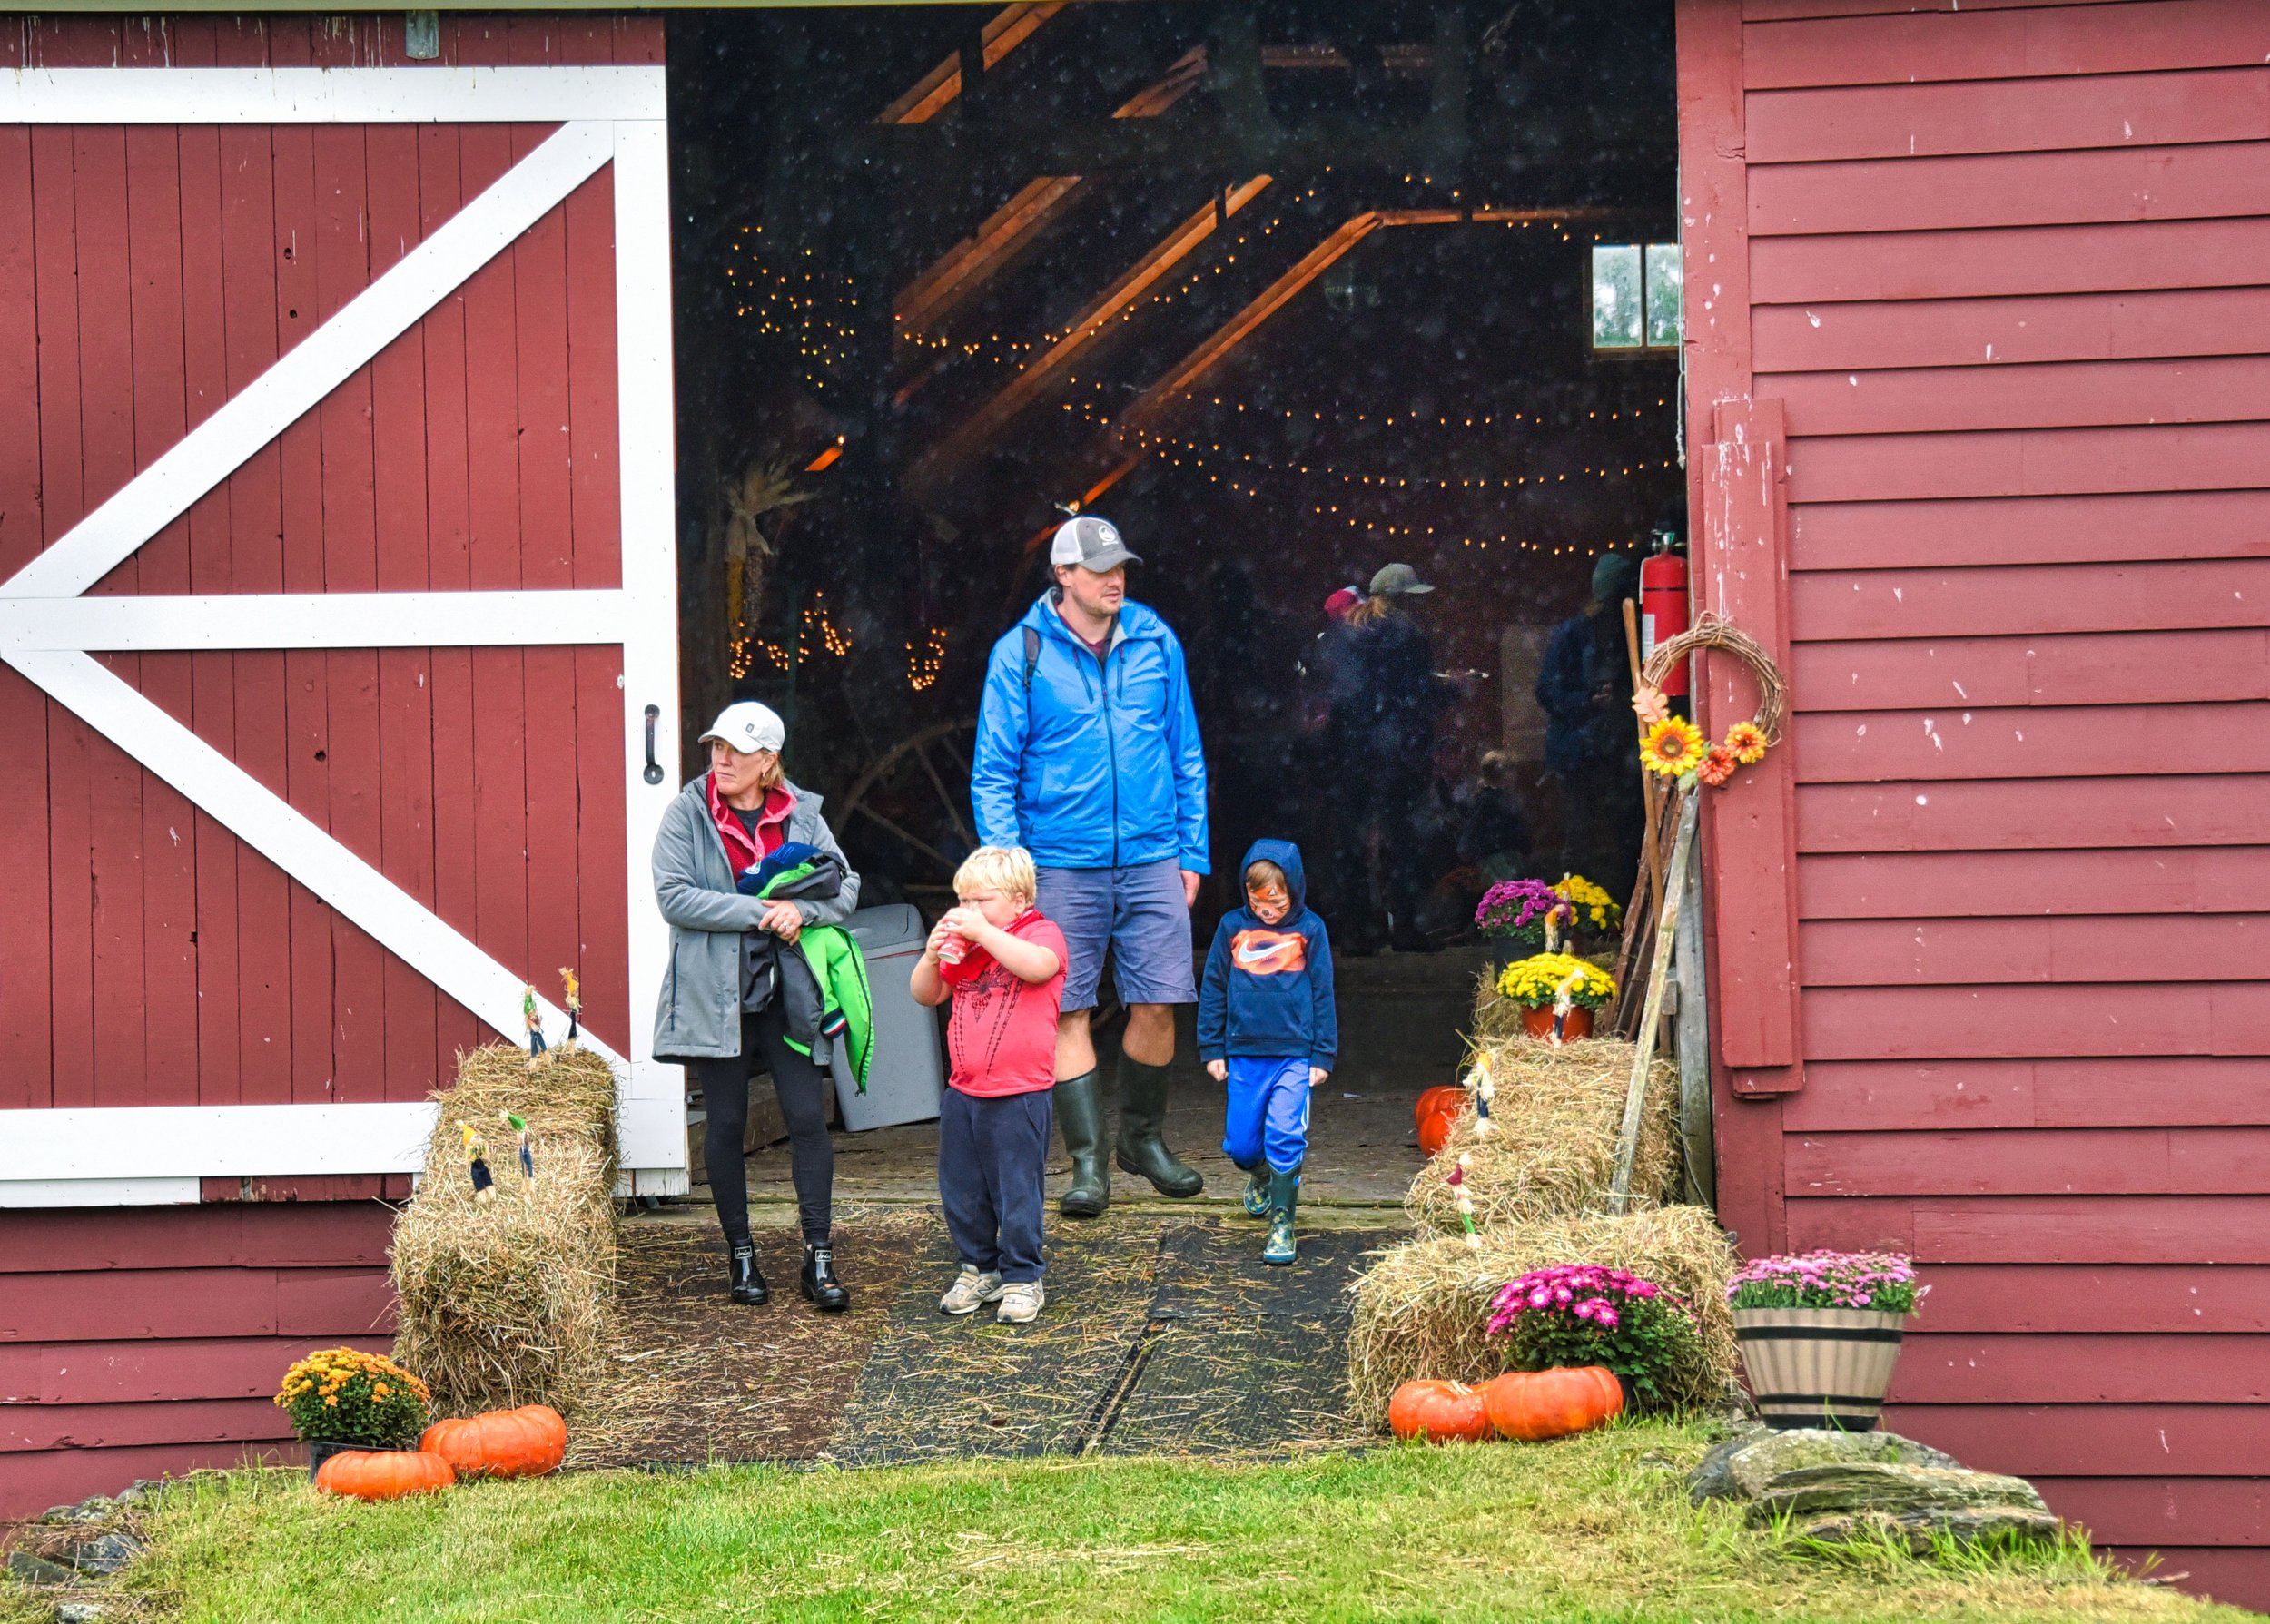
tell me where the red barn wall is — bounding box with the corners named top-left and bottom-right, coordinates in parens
top-left (1683, 0), bottom-right (2270, 1608)
top-left (0, 10), bottom-right (662, 1521)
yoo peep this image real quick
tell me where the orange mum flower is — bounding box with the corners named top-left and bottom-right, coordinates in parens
top-left (1723, 721), bottom-right (1769, 765)
top-left (1640, 717), bottom-right (1708, 779)
top-left (1698, 745), bottom-right (1739, 787)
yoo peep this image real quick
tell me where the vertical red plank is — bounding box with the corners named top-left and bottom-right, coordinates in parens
top-left (309, 123), bottom-right (385, 1105)
top-left (216, 122), bottom-right (290, 1106)
top-left (0, 118), bottom-right (51, 1109)
top-left (418, 125), bottom-right (484, 1078)
top-left (566, 162), bottom-right (627, 1048)
top-left (73, 127), bottom-right (150, 1111)
top-left (124, 122), bottom-right (201, 1108)
top-left (504, 74), bottom-right (582, 1038)
top-left (267, 94), bottom-right (337, 1107)
top-left (366, 123), bottom-right (441, 1100)
top-left (32, 126), bottom-right (94, 1111)
top-left (173, 23), bottom-right (243, 1107)
top-left (461, 114), bottom-right (530, 1026)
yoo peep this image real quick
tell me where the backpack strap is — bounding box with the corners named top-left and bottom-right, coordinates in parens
top-left (1022, 625), bottom-right (1041, 691)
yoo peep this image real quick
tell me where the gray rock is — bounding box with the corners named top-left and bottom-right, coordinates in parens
top-left (6, 1552), bottom-right (74, 1587)
top-left (39, 1506), bottom-right (79, 1525)
top-left (61, 1497), bottom-right (115, 1525)
top-left (1800, 1504), bottom-right (2064, 1554)
top-left (58, 1603), bottom-right (110, 1624)
top-left (113, 1480), bottom-right (162, 1507)
top-left (64, 1534), bottom-right (142, 1577)
top-left (1691, 1426), bottom-right (1964, 1505)
top-left (1748, 1462), bottom-right (2049, 1526)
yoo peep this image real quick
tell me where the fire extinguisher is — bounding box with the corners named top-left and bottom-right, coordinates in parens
top-left (1639, 527), bottom-right (1691, 697)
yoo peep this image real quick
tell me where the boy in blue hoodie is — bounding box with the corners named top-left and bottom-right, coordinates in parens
top-left (1198, 840), bottom-right (1337, 1265)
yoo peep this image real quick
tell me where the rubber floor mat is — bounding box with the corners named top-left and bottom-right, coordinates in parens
top-left (1095, 1314), bottom-right (1368, 1455)
top-left (1148, 1225), bottom-right (1400, 1320)
top-left (820, 1216), bottom-right (1162, 1465)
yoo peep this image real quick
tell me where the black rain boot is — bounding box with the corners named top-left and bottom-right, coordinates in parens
top-left (1052, 1069), bottom-right (1110, 1218)
top-left (801, 1241), bottom-right (850, 1313)
top-left (1115, 1055), bottom-right (1204, 1198)
top-left (728, 1245), bottom-right (770, 1306)
top-left (1263, 1166), bottom-right (1301, 1265)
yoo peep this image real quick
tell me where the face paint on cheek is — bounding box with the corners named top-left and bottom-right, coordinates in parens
top-left (1247, 887), bottom-right (1288, 923)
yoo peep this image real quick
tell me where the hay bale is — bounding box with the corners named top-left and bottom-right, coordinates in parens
top-left (1407, 1038), bottom-right (1678, 1233)
top-left (390, 1042), bottom-right (620, 1416)
top-left (1345, 1206), bottom-right (1738, 1427)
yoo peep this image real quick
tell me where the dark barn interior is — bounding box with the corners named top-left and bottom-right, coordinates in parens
top-left (663, 1), bottom-right (1682, 941)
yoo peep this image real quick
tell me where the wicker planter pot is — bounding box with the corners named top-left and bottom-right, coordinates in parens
top-left (1732, 1306), bottom-right (1906, 1431)
top-left (1518, 1005), bottom-right (1594, 1041)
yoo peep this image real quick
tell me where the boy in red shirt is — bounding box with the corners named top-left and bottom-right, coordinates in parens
top-left (911, 846), bottom-right (1067, 1324)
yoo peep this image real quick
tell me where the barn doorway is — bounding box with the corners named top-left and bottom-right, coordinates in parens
top-left (656, 1), bottom-right (1682, 1204)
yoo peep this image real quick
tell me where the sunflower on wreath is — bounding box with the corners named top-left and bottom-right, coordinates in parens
top-left (1638, 716), bottom-right (1708, 779)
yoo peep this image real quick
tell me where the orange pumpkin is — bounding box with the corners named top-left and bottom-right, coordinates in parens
top-left (419, 1405), bottom-right (566, 1479)
top-left (1483, 1365), bottom-right (1625, 1442)
top-left (1386, 1379), bottom-right (1493, 1443)
top-left (314, 1448), bottom-right (456, 1500)
top-left (1416, 1102), bottom-right (1465, 1159)
top-left (1413, 1086), bottom-right (1463, 1135)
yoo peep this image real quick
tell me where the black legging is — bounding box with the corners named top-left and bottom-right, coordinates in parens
top-left (693, 1003), bottom-right (834, 1249)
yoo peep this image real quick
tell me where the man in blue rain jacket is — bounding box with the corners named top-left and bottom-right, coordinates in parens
top-left (972, 515), bottom-right (1209, 1217)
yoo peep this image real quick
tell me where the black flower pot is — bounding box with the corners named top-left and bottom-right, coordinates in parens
top-left (303, 1438), bottom-right (404, 1481)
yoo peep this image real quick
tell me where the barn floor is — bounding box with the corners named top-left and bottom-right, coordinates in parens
top-left (574, 950), bottom-right (1478, 1467)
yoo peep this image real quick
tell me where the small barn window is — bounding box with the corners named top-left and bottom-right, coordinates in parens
top-left (1591, 242), bottom-right (1682, 350)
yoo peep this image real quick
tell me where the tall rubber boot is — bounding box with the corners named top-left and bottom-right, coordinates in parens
top-left (1053, 1069), bottom-right (1110, 1218)
top-left (1263, 1165), bottom-right (1301, 1265)
top-left (1115, 1055), bottom-right (1204, 1197)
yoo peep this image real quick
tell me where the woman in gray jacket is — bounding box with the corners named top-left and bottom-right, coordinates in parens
top-left (653, 702), bottom-right (861, 1310)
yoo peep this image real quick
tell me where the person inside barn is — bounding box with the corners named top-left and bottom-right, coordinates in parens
top-left (650, 701), bottom-right (863, 1312)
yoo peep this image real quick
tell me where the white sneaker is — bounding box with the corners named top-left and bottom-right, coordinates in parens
top-left (940, 1265), bottom-right (1004, 1316)
top-left (995, 1282), bottom-right (1046, 1324)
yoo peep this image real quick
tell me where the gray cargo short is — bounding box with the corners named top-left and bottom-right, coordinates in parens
top-left (1034, 859), bottom-right (1198, 1013)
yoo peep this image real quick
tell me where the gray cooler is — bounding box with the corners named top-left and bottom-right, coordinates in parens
top-left (839, 903), bottom-right (944, 1129)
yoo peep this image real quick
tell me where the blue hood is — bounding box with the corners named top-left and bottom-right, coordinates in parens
top-left (1239, 838), bottom-right (1308, 919)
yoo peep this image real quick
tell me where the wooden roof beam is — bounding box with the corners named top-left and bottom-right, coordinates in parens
top-left (892, 46), bottom-right (1213, 343)
top-left (909, 175), bottom-right (1272, 494)
top-left (876, 2), bottom-right (1064, 127)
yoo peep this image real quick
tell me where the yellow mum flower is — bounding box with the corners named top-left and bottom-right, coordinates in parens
top-left (1724, 721), bottom-right (1769, 765)
top-left (324, 1396), bottom-right (339, 1407)
top-left (1640, 717), bottom-right (1707, 779)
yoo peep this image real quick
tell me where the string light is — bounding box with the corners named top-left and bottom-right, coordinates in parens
top-left (906, 626), bottom-right (948, 692)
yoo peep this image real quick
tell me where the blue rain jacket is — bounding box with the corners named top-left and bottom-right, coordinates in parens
top-left (1197, 840), bottom-right (1337, 1070)
top-left (972, 592), bottom-right (1209, 873)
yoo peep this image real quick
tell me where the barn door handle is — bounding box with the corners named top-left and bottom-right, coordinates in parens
top-left (642, 705), bottom-right (665, 785)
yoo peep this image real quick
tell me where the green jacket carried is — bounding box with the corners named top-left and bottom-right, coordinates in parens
top-left (746, 852), bottom-right (873, 1092)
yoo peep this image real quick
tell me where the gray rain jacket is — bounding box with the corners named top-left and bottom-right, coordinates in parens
top-left (649, 774), bottom-right (861, 1063)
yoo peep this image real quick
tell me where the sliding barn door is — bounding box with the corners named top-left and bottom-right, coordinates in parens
top-left (0, 57), bottom-right (686, 1201)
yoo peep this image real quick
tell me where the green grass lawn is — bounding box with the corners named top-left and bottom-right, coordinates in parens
top-left (6, 1425), bottom-right (2246, 1624)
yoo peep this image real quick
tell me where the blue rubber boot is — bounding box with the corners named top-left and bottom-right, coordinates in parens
top-left (1241, 1166), bottom-right (1271, 1218)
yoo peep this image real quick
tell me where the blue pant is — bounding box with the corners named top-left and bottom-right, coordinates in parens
top-left (1221, 1057), bottom-right (1310, 1175)
top-left (938, 1086), bottom-right (1052, 1284)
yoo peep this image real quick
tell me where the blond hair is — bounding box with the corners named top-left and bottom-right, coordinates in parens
top-left (1344, 592), bottom-right (1397, 628)
top-left (953, 845), bottom-right (1038, 907)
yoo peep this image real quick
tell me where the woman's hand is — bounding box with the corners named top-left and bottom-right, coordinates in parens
top-left (1206, 1059), bottom-right (1228, 1083)
top-left (760, 900), bottom-right (804, 943)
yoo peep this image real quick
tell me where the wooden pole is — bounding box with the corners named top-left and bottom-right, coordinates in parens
top-left (1622, 597), bottom-right (1663, 898)
top-left (1609, 781), bottom-right (1699, 1212)
top-left (1673, 828), bottom-right (1715, 1207)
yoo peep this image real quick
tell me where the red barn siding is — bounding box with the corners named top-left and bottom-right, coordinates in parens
top-left (1690, 0), bottom-right (2270, 1605)
top-left (0, 1202), bottom-right (396, 1517)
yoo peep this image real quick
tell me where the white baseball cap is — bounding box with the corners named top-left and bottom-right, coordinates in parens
top-left (699, 701), bottom-right (785, 756)
top-left (1049, 514), bottom-right (1140, 572)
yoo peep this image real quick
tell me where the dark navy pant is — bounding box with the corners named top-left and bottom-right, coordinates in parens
top-left (938, 1086), bottom-right (1052, 1284)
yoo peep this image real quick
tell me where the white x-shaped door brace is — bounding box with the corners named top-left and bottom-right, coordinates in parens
top-left (0, 68), bottom-right (684, 1200)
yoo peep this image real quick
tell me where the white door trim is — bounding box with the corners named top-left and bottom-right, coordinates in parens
top-left (0, 67), bottom-right (685, 1202)
top-left (0, 65), bottom-right (666, 124)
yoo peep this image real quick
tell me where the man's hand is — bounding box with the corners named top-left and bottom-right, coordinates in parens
top-left (1308, 1067), bottom-right (1328, 1088)
top-left (760, 901), bottom-right (803, 944)
top-left (1205, 1059), bottom-right (1228, 1082)
top-left (1181, 869), bottom-right (1202, 909)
